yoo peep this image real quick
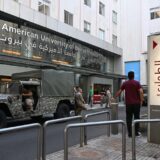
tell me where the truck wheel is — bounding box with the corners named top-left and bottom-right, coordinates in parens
top-left (56, 103), bottom-right (70, 118)
top-left (0, 110), bottom-right (7, 128)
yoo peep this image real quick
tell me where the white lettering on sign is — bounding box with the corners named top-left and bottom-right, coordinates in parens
top-left (0, 23), bottom-right (75, 51)
top-left (154, 61), bottom-right (160, 96)
top-left (2, 23), bottom-right (39, 39)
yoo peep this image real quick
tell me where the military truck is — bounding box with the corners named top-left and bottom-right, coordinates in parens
top-left (0, 69), bottom-right (75, 128)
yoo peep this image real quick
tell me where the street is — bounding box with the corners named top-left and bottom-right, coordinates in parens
top-left (45, 104), bottom-right (148, 154)
top-left (0, 103), bottom-right (148, 160)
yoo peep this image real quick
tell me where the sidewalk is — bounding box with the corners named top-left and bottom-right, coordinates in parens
top-left (47, 134), bottom-right (160, 160)
top-left (84, 101), bottom-right (125, 111)
top-left (46, 102), bottom-right (151, 160)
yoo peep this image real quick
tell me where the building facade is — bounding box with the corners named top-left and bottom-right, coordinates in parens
top-left (0, 0), bottom-right (125, 101)
top-left (120, 0), bottom-right (160, 86)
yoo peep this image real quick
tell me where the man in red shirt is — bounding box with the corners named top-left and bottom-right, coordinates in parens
top-left (115, 71), bottom-right (144, 137)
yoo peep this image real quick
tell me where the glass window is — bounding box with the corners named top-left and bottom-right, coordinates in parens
top-left (64, 10), bottom-right (73, 26)
top-left (112, 34), bottom-right (117, 46)
top-left (99, 2), bottom-right (105, 16)
top-left (38, 1), bottom-right (50, 16)
top-left (99, 29), bottom-right (105, 40)
top-left (101, 62), bottom-right (106, 72)
top-left (108, 56), bottom-right (114, 73)
top-left (112, 10), bottom-right (117, 24)
top-left (150, 11), bottom-right (160, 20)
top-left (84, 21), bottom-right (91, 33)
top-left (84, 0), bottom-right (91, 7)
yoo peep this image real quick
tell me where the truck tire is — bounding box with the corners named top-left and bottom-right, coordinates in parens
top-left (56, 103), bottom-right (70, 118)
top-left (0, 110), bottom-right (7, 128)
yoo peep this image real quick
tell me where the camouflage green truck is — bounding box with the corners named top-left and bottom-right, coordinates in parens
top-left (0, 69), bottom-right (75, 128)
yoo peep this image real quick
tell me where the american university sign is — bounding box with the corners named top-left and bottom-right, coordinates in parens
top-left (0, 19), bottom-right (106, 70)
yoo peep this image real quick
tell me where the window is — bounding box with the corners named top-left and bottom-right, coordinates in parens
top-left (112, 34), bottom-right (117, 46)
top-left (13, 0), bottom-right (22, 3)
top-left (84, 0), bottom-right (91, 7)
top-left (150, 11), bottom-right (160, 19)
top-left (99, 2), bottom-right (105, 16)
top-left (108, 56), bottom-right (114, 73)
top-left (101, 63), bottom-right (106, 72)
top-left (112, 10), bottom-right (117, 24)
top-left (38, 1), bottom-right (50, 15)
top-left (99, 29), bottom-right (105, 40)
top-left (84, 21), bottom-right (91, 33)
top-left (64, 10), bottom-right (73, 26)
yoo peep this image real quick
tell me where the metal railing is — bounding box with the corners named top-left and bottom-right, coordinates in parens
top-left (132, 119), bottom-right (160, 160)
top-left (42, 115), bottom-right (83, 160)
top-left (84, 110), bottom-right (110, 145)
top-left (0, 123), bottom-right (41, 160)
top-left (64, 120), bottom-right (126, 160)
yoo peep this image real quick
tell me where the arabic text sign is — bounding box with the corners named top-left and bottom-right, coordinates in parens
top-left (0, 19), bottom-right (106, 70)
top-left (148, 35), bottom-right (160, 105)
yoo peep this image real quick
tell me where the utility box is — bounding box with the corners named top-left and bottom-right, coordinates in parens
top-left (148, 34), bottom-right (160, 144)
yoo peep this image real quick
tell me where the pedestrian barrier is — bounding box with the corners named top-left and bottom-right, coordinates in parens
top-left (42, 115), bottom-right (83, 160)
top-left (84, 110), bottom-right (110, 145)
top-left (0, 123), bottom-right (41, 160)
top-left (132, 119), bottom-right (160, 160)
top-left (110, 102), bottom-right (119, 134)
top-left (139, 114), bottom-right (148, 131)
top-left (64, 120), bottom-right (126, 160)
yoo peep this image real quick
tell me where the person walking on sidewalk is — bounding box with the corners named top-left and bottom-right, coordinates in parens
top-left (115, 71), bottom-right (144, 137)
top-left (105, 87), bottom-right (112, 108)
top-left (88, 85), bottom-right (94, 107)
top-left (75, 86), bottom-right (87, 115)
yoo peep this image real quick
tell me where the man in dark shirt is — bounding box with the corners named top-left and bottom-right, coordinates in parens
top-left (115, 71), bottom-right (144, 137)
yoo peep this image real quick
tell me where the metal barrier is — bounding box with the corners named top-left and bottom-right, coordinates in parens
top-left (42, 115), bottom-right (83, 160)
top-left (64, 120), bottom-right (126, 160)
top-left (110, 102), bottom-right (119, 134)
top-left (0, 123), bottom-right (41, 160)
top-left (139, 114), bottom-right (148, 131)
top-left (132, 119), bottom-right (160, 160)
top-left (84, 110), bottom-right (110, 145)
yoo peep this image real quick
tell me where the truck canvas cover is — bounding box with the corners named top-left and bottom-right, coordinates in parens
top-left (12, 69), bottom-right (74, 97)
top-left (42, 70), bottom-right (74, 96)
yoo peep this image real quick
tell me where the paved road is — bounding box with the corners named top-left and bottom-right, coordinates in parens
top-left (0, 103), bottom-right (148, 160)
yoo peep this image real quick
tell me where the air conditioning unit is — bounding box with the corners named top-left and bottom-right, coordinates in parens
top-left (43, 0), bottom-right (51, 4)
top-left (38, 0), bottom-right (51, 5)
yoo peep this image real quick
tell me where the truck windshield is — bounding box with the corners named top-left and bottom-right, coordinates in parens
top-left (0, 82), bottom-right (20, 94)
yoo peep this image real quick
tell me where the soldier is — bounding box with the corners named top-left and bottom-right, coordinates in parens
top-left (22, 88), bottom-right (34, 112)
top-left (75, 86), bottom-right (87, 115)
top-left (105, 87), bottom-right (112, 108)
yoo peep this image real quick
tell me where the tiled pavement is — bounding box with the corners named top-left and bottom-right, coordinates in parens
top-left (47, 134), bottom-right (160, 160)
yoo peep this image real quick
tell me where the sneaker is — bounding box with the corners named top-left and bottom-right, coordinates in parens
top-left (128, 135), bottom-right (132, 138)
top-left (136, 132), bottom-right (141, 137)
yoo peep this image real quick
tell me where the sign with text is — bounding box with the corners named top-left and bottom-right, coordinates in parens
top-left (148, 34), bottom-right (160, 105)
top-left (0, 19), bottom-right (106, 71)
